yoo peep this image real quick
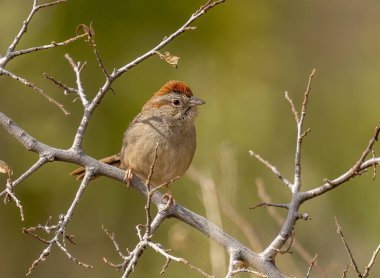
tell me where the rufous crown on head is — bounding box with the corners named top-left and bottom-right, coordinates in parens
top-left (154, 80), bottom-right (193, 97)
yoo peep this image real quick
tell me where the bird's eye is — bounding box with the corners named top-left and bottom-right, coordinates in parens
top-left (171, 99), bottom-right (181, 107)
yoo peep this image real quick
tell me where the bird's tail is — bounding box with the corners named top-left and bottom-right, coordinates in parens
top-left (70, 154), bottom-right (121, 180)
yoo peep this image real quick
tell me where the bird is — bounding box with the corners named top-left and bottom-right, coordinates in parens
top-left (70, 80), bottom-right (204, 189)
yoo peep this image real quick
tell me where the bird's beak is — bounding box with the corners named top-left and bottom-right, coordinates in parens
top-left (189, 96), bottom-right (205, 107)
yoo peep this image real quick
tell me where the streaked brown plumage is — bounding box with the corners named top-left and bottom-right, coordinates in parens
top-left (71, 80), bottom-right (204, 187)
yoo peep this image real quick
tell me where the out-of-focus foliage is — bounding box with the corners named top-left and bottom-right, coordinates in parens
top-left (1, 0), bottom-right (380, 277)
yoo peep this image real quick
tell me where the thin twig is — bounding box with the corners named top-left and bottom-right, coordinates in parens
top-left (362, 244), bottom-right (380, 278)
top-left (301, 157), bottom-right (380, 201)
top-left (9, 34), bottom-right (86, 59)
top-left (250, 202), bottom-right (289, 210)
top-left (351, 125), bottom-right (380, 175)
top-left (1, 156), bottom-right (49, 198)
top-left (64, 54), bottom-right (89, 107)
top-left (335, 217), bottom-right (362, 277)
top-left (300, 69), bottom-right (316, 117)
top-left (230, 268), bottom-right (269, 277)
top-left (278, 229), bottom-right (295, 254)
top-left (341, 265), bottom-right (348, 278)
top-left (294, 69), bottom-right (316, 193)
top-left (43, 73), bottom-right (79, 94)
top-left (102, 226), bottom-right (127, 260)
top-left (148, 241), bottom-right (215, 278)
top-left (4, 181), bottom-right (25, 221)
top-left (26, 170), bottom-right (94, 276)
top-left (284, 91), bottom-right (299, 123)
top-left (5, 0), bottom-right (67, 61)
top-left (304, 254), bottom-right (318, 278)
top-left (145, 143), bottom-right (159, 235)
top-left (249, 151), bottom-right (292, 189)
top-left (255, 179), bottom-right (317, 265)
top-left (371, 148), bottom-right (377, 180)
top-left (0, 68), bottom-right (70, 115)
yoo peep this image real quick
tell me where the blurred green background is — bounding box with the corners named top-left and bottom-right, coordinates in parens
top-left (1, 0), bottom-right (380, 277)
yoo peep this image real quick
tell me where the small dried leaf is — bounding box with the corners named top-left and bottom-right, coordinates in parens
top-left (0, 160), bottom-right (12, 177)
top-left (155, 51), bottom-right (180, 68)
top-left (76, 23), bottom-right (95, 39)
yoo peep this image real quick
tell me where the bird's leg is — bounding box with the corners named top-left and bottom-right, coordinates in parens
top-left (123, 168), bottom-right (134, 188)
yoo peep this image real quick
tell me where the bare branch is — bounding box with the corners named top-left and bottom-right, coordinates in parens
top-left (293, 69), bottom-right (316, 192)
top-left (304, 254), bottom-right (318, 278)
top-left (1, 156), bottom-right (49, 200)
top-left (256, 179), bottom-right (317, 266)
top-left (4, 181), bottom-right (25, 221)
top-left (230, 268), bottom-right (269, 277)
top-left (300, 156), bottom-right (380, 201)
top-left (0, 69), bottom-right (70, 115)
top-left (64, 54), bottom-right (89, 107)
top-left (112, 0), bottom-right (225, 79)
top-left (144, 143), bottom-right (160, 235)
top-left (371, 148), bottom-right (377, 180)
top-left (147, 241), bottom-right (215, 278)
top-left (43, 73), bottom-right (79, 95)
top-left (102, 225), bottom-right (128, 261)
top-left (56, 239), bottom-right (92, 268)
top-left (351, 125), bottom-right (380, 175)
top-left (249, 151), bottom-right (292, 189)
top-left (5, 0), bottom-right (67, 61)
top-left (341, 265), bottom-right (348, 278)
top-left (250, 202), bottom-right (289, 210)
top-left (9, 34), bottom-right (86, 59)
top-left (363, 244), bottom-right (380, 278)
top-left (25, 170), bottom-right (94, 275)
top-left (88, 31), bottom-right (110, 78)
top-left (335, 217), bottom-right (362, 277)
top-left (284, 91), bottom-right (299, 123)
top-left (300, 69), bottom-right (316, 119)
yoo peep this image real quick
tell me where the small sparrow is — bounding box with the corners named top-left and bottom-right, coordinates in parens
top-left (71, 80), bottom-right (204, 188)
